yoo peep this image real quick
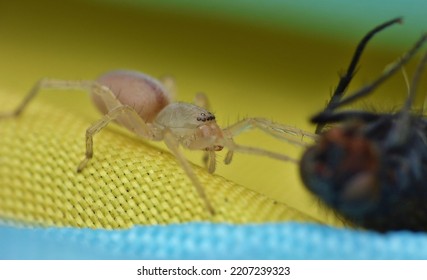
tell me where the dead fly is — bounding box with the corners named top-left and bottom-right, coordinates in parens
top-left (301, 17), bottom-right (427, 232)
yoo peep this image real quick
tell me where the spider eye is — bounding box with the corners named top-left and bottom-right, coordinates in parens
top-left (197, 112), bottom-right (215, 122)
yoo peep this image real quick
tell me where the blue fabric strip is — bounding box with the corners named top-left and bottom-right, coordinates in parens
top-left (1, 222), bottom-right (426, 259)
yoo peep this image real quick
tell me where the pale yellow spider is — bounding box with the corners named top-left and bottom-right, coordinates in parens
top-left (0, 70), bottom-right (315, 214)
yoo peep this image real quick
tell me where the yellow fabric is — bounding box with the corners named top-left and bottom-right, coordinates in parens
top-left (1, 0), bottom-right (407, 229)
top-left (0, 92), bottom-right (318, 228)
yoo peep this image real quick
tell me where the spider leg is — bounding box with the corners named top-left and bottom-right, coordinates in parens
top-left (163, 129), bottom-right (215, 215)
top-left (222, 118), bottom-right (308, 164)
top-left (0, 79), bottom-right (95, 118)
top-left (159, 75), bottom-right (176, 101)
top-left (224, 140), bottom-right (298, 165)
top-left (0, 78), bottom-right (157, 138)
top-left (194, 92), bottom-right (211, 110)
top-left (203, 151), bottom-right (216, 174)
top-left (194, 92), bottom-right (217, 173)
top-left (224, 117), bottom-right (315, 144)
top-left (77, 105), bottom-right (155, 172)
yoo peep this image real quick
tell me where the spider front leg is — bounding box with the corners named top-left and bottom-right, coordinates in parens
top-left (223, 117), bottom-right (316, 164)
top-left (162, 129), bottom-right (215, 215)
top-left (194, 92), bottom-right (216, 173)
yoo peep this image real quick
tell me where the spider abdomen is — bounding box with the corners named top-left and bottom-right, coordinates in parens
top-left (94, 70), bottom-right (171, 123)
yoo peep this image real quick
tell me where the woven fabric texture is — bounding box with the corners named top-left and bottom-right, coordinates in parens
top-left (0, 91), bottom-right (317, 228)
top-left (2, 222), bottom-right (427, 259)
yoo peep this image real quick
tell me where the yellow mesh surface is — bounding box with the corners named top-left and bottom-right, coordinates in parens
top-left (0, 92), bottom-right (319, 228)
